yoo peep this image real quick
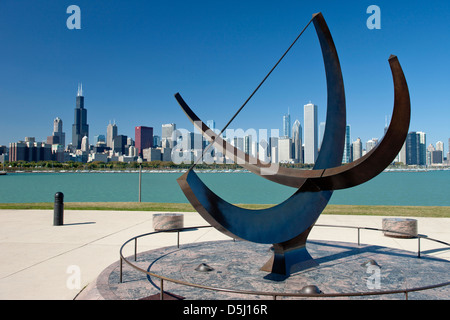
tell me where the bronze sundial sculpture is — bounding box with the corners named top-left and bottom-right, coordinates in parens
top-left (174, 13), bottom-right (410, 276)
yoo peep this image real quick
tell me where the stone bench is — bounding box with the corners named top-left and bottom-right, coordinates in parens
top-left (153, 213), bottom-right (184, 231)
top-left (382, 218), bottom-right (418, 239)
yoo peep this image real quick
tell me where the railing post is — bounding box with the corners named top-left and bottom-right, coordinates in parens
top-left (119, 257), bottom-right (123, 283)
top-left (177, 230), bottom-right (180, 248)
top-left (417, 237), bottom-right (421, 258)
top-left (357, 227), bottom-right (361, 246)
top-left (160, 278), bottom-right (164, 300)
top-left (134, 238), bottom-right (138, 261)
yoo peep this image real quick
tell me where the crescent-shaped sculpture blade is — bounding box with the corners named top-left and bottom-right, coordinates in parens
top-left (305, 55), bottom-right (410, 191)
top-left (176, 13), bottom-right (347, 245)
top-left (175, 55), bottom-right (410, 192)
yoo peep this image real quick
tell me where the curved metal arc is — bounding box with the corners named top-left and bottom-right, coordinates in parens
top-left (306, 55), bottom-right (411, 191)
top-left (177, 168), bottom-right (332, 244)
top-left (175, 11), bottom-right (346, 188)
top-left (175, 12), bottom-right (345, 245)
top-left (176, 55), bottom-right (410, 191)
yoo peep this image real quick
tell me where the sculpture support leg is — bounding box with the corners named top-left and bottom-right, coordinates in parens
top-left (261, 226), bottom-right (318, 275)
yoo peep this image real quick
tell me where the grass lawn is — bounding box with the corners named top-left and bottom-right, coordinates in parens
top-left (0, 202), bottom-right (449, 218)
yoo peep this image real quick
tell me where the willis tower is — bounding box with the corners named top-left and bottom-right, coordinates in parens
top-left (72, 83), bottom-right (89, 149)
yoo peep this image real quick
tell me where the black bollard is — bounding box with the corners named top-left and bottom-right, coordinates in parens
top-left (54, 192), bottom-right (64, 226)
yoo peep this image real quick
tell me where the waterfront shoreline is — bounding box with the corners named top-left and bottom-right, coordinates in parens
top-left (2, 167), bottom-right (450, 174)
top-left (0, 202), bottom-right (449, 218)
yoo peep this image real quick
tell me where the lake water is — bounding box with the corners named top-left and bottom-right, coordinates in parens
top-left (0, 170), bottom-right (449, 206)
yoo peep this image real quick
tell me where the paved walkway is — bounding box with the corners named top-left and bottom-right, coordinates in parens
top-left (0, 209), bottom-right (449, 300)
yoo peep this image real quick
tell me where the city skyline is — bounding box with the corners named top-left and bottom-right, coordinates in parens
top-left (4, 83), bottom-right (449, 166)
top-left (1, 1), bottom-right (449, 154)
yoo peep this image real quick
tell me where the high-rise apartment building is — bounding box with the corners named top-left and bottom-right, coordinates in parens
top-left (72, 84), bottom-right (89, 149)
top-left (303, 102), bottom-right (318, 164)
top-left (135, 126), bottom-right (153, 157)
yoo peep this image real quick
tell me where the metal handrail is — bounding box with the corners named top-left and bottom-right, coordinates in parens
top-left (119, 224), bottom-right (450, 300)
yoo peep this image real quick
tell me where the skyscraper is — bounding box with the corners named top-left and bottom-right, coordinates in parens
top-left (303, 102), bottom-right (318, 164)
top-left (244, 135), bottom-right (252, 155)
top-left (206, 120), bottom-right (216, 132)
top-left (107, 122), bottom-right (118, 149)
top-left (282, 109), bottom-right (291, 138)
top-left (318, 122), bottom-right (325, 151)
top-left (72, 83), bottom-right (89, 149)
top-left (53, 117), bottom-right (65, 148)
top-left (113, 135), bottom-right (128, 155)
top-left (417, 131), bottom-right (427, 165)
top-left (352, 138), bottom-right (362, 161)
top-left (406, 132), bottom-right (419, 165)
top-left (292, 119), bottom-right (302, 163)
top-left (398, 141), bottom-right (407, 164)
top-left (135, 126), bottom-right (153, 157)
top-left (366, 138), bottom-right (378, 153)
top-left (278, 137), bottom-right (292, 163)
top-left (162, 123), bottom-right (176, 148)
top-left (448, 138), bottom-right (450, 164)
top-left (342, 125), bottom-right (351, 163)
top-left (81, 135), bottom-right (89, 152)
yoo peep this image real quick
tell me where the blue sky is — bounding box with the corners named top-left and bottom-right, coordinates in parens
top-left (1, 0), bottom-right (449, 154)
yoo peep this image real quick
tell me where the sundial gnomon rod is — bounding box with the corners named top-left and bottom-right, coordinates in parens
top-left (189, 16), bottom-right (315, 170)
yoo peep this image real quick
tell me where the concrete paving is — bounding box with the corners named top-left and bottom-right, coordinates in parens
top-left (0, 209), bottom-right (449, 300)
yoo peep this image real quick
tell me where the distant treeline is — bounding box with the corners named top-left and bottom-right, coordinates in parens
top-left (1, 160), bottom-right (417, 172)
top-left (3, 160), bottom-right (320, 171)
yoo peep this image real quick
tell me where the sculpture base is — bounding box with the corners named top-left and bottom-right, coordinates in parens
top-left (76, 239), bottom-right (450, 300)
top-left (261, 246), bottom-right (318, 275)
top-left (260, 226), bottom-right (317, 276)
